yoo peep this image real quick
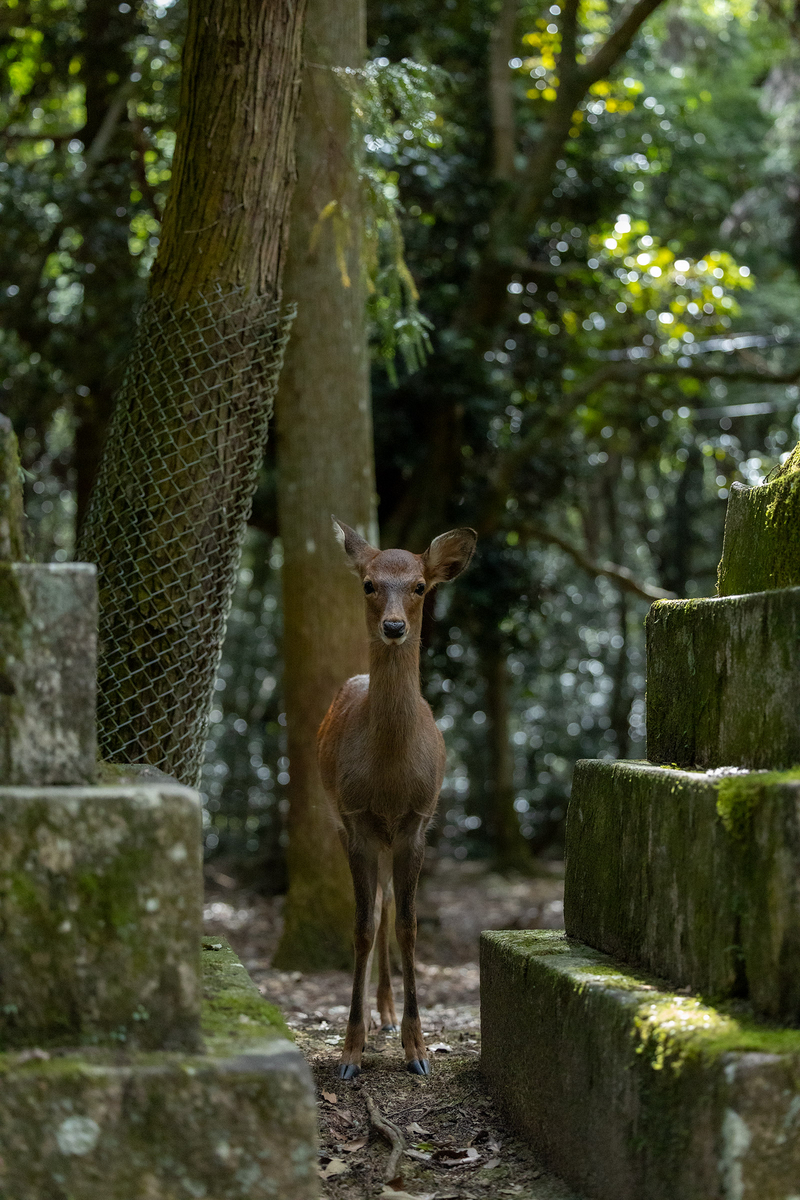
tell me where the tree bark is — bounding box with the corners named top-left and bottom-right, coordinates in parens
top-left (489, 0), bottom-right (518, 181)
top-left (78, 0), bottom-right (307, 785)
top-left (482, 642), bottom-right (531, 872)
top-left (272, 0), bottom-right (377, 969)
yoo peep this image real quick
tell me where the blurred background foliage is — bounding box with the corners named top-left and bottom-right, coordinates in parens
top-left (4, 0), bottom-right (800, 882)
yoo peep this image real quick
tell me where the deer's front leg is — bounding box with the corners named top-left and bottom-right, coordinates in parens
top-left (393, 834), bottom-right (428, 1075)
top-left (338, 837), bottom-right (378, 1080)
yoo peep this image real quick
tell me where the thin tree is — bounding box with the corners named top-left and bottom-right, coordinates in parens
top-left (273, 0), bottom-right (377, 970)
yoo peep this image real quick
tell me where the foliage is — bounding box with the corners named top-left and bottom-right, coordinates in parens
top-left (6, 0), bottom-right (800, 873)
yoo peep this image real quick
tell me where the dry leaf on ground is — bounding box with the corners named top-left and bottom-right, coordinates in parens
top-left (318, 1157), bottom-right (348, 1179)
top-left (341, 1137), bottom-right (368, 1153)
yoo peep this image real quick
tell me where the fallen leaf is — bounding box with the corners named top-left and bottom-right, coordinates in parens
top-left (431, 1146), bottom-right (480, 1168)
top-left (341, 1136), bottom-right (367, 1153)
top-left (385, 1178), bottom-right (405, 1191)
top-left (321, 1091), bottom-right (338, 1104)
top-left (428, 1042), bottom-right (452, 1053)
top-left (407, 1121), bottom-right (430, 1136)
top-left (482, 1158), bottom-right (501, 1170)
top-left (404, 1148), bottom-right (432, 1163)
top-left (318, 1157), bottom-right (348, 1179)
top-left (337, 1107), bottom-right (354, 1124)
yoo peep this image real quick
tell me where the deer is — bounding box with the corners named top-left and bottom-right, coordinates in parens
top-left (317, 518), bottom-right (477, 1079)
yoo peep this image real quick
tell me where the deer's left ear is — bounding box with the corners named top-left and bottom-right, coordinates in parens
top-left (422, 528), bottom-right (477, 586)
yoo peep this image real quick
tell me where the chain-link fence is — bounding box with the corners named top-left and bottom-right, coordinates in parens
top-left (78, 287), bottom-right (294, 787)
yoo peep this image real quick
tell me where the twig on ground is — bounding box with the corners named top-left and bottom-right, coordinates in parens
top-left (365, 1092), bottom-right (407, 1180)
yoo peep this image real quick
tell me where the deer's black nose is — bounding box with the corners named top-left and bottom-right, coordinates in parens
top-left (382, 620), bottom-right (406, 639)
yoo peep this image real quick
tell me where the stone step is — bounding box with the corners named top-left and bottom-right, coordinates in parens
top-left (646, 585), bottom-right (800, 769)
top-left (0, 939), bottom-right (318, 1200)
top-left (717, 469), bottom-right (800, 597)
top-left (0, 780), bottom-right (203, 1050)
top-left (480, 929), bottom-right (800, 1200)
top-left (565, 760), bottom-right (800, 1023)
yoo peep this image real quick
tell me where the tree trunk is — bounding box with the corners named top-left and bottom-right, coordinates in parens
top-left (78, 0), bottom-right (307, 786)
top-left (272, 0), bottom-right (377, 970)
top-left (483, 642), bottom-right (531, 872)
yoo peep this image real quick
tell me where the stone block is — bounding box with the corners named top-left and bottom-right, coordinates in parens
top-left (0, 562), bottom-right (97, 785)
top-left (481, 929), bottom-right (800, 1200)
top-left (565, 760), bottom-right (800, 1022)
top-left (646, 586), bottom-right (800, 769)
top-left (0, 941), bottom-right (318, 1200)
top-left (0, 415), bottom-right (25, 561)
top-left (717, 471), bottom-right (800, 597)
top-left (0, 783), bottom-right (202, 1050)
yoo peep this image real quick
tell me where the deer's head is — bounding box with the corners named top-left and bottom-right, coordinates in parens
top-left (332, 519), bottom-right (476, 647)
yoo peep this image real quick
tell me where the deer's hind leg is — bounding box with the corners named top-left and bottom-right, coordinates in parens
top-left (375, 856), bottom-right (398, 1032)
top-left (393, 830), bottom-right (429, 1075)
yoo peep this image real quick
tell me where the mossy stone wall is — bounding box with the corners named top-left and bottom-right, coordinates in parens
top-left (565, 760), bottom-right (800, 1022)
top-left (0, 784), bottom-right (203, 1050)
top-left (717, 472), bottom-right (800, 597)
top-left (0, 415), bottom-right (25, 561)
top-left (0, 563), bottom-right (97, 785)
top-left (646, 586), bottom-right (800, 769)
top-left (0, 942), bottom-right (317, 1200)
top-left (481, 929), bottom-right (800, 1200)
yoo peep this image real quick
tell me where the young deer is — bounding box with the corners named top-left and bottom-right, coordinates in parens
top-left (318, 519), bottom-right (477, 1079)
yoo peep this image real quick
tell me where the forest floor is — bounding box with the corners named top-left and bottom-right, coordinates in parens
top-left (204, 857), bottom-right (585, 1200)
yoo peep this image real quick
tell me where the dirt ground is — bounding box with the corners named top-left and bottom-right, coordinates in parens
top-left (204, 856), bottom-right (584, 1200)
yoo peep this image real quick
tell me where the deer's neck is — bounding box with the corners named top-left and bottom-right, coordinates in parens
top-left (367, 640), bottom-right (421, 751)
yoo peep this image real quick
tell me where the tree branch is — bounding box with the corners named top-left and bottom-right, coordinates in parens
top-left (519, 519), bottom-right (675, 601)
top-left (580, 0), bottom-right (668, 85)
top-left (489, 0), bottom-right (518, 180)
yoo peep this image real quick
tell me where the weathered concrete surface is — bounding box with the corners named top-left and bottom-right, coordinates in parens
top-left (481, 929), bottom-right (800, 1200)
top-left (565, 760), bottom-right (800, 1022)
top-left (646, 586), bottom-right (800, 769)
top-left (0, 941), bottom-right (318, 1200)
top-left (717, 471), bottom-right (800, 597)
top-left (0, 562), bottom-right (97, 785)
top-left (0, 783), bottom-right (202, 1050)
top-left (0, 415), bottom-right (25, 561)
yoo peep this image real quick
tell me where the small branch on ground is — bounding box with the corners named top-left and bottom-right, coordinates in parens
top-left (365, 1092), bottom-right (407, 1181)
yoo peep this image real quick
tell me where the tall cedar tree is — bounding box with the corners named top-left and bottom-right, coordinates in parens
top-left (273, 0), bottom-right (378, 970)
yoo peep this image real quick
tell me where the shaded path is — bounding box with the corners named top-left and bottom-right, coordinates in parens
top-left (205, 857), bottom-right (584, 1200)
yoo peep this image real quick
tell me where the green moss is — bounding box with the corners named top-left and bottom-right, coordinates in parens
top-left (717, 463), bottom-right (800, 596)
top-left (715, 768), bottom-right (800, 839)
top-left (201, 939), bottom-right (290, 1049)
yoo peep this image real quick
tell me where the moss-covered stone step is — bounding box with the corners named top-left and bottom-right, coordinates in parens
top-left (0, 940), bottom-right (317, 1200)
top-left (565, 760), bottom-right (800, 1023)
top-left (480, 929), bottom-right (800, 1200)
top-left (0, 562), bottom-right (97, 785)
top-left (0, 782), bottom-right (203, 1050)
top-left (646, 586), bottom-right (800, 769)
top-left (717, 465), bottom-right (800, 597)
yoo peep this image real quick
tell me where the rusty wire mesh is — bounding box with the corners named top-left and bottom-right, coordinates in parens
top-left (78, 287), bottom-right (294, 787)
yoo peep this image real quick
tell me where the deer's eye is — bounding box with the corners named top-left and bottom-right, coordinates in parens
top-left (415, 582), bottom-right (425, 595)
top-left (364, 580), bottom-right (375, 595)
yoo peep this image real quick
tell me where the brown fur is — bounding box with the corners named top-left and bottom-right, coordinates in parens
top-left (318, 520), bottom-right (476, 1077)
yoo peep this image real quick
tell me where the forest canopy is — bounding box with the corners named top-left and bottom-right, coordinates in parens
top-left (3, 0), bottom-right (800, 877)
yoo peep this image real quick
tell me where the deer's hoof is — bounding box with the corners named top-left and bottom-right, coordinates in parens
top-left (337, 1062), bottom-right (361, 1080)
top-left (406, 1058), bottom-right (430, 1076)
top-left (381, 1023), bottom-right (399, 1033)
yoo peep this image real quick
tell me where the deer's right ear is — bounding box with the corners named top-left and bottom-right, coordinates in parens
top-left (332, 516), bottom-right (377, 577)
